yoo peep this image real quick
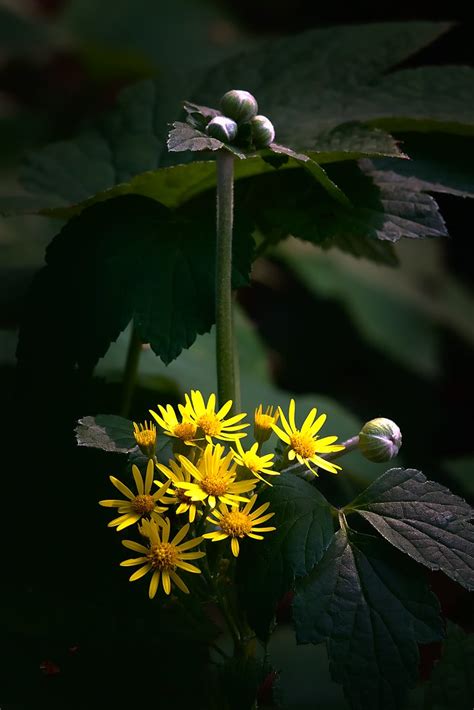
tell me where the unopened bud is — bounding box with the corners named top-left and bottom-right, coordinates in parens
top-left (358, 418), bottom-right (402, 462)
top-left (250, 115), bottom-right (275, 148)
top-left (220, 89), bottom-right (258, 123)
top-left (206, 116), bottom-right (238, 143)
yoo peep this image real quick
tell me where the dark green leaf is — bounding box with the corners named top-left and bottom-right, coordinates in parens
top-left (76, 414), bottom-right (136, 453)
top-left (17, 195), bottom-right (254, 370)
top-left (237, 473), bottom-right (334, 640)
top-left (167, 121), bottom-right (228, 155)
top-left (196, 22), bottom-right (470, 149)
top-left (4, 22), bottom-right (463, 220)
top-left (348, 468), bottom-right (474, 590)
top-left (245, 160), bottom-right (447, 254)
top-left (375, 133), bottom-right (474, 198)
top-left (311, 123), bottom-right (407, 162)
top-left (293, 529), bottom-right (444, 710)
top-left (427, 623), bottom-right (474, 710)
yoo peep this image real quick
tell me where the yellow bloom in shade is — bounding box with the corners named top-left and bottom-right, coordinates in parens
top-left (233, 439), bottom-right (279, 486)
top-left (254, 405), bottom-right (279, 444)
top-left (178, 443), bottom-right (256, 508)
top-left (203, 495), bottom-right (276, 557)
top-left (133, 421), bottom-right (157, 458)
top-left (149, 404), bottom-right (198, 446)
top-left (180, 390), bottom-right (248, 442)
top-left (121, 519), bottom-right (205, 597)
top-left (155, 459), bottom-right (200, 523)
top-left (99, 459), bottom-right (171, 530)
top-left (273, 399), bottom-right (345, 475)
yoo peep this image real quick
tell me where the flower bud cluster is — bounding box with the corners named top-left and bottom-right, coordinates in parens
top-left (206, 89), bottom-right (275, 149)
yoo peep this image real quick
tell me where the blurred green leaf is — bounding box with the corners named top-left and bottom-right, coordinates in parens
top-left (237, 474), bottom-right (334, 640)
top-left (60, 0), bottom-right (246, 71)
top-left (442, 456), bottom-right (474, 498)
top-left (427, 623), bottom-right (474, 710)
top-left (293, 530), bottom-right (444, 710)
top-left (277, 238), bottom-right (474, 377)
top-left (348, 467), bottom-right (474, 590)
top-left (0, 6), bottom-right (52, 54)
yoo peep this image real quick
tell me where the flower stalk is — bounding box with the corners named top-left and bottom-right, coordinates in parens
top-left (215, 150), bottom-right (238, 414)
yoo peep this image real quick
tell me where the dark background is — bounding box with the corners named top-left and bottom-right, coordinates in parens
top-left (0, 1), bottom-right (473, 708)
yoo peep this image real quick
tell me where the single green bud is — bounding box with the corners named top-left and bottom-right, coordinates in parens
top-left (220, 89), bottom-right (258, 123)
top-left (358, 418), bottom-right (402, 462)
top-left (206, 116), bottom-right (238, 143)
top-left (250, 115), bottom-right (275, 148)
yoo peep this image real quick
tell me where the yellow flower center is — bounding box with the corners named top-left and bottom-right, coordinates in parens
top-left (290, 432), bottom-right (317, 459)
top-left (174, 422), bottom-right (197, 441)
top-left (220, 511), bottom-right (253, 538)
top-left (198, 414), bottom-right (222, 437)
top-left (133, 423), bottom-right (157, 452)
top-left (201, 473), bottom-right (229, 497)
top-left (241, 453), bottom-right (261, 473)
top-left (148, 542), bottom-right (178, 570)
top-left (255, 413), bottom-right (275, 431)
top-left (175, 487), bottom-right (190, 504)
top-left (131, 494), bottom-right (156, 515)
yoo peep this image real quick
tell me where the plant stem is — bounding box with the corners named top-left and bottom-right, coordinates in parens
top-left (120, 325), bottom-right (142, 417)
top-left (215, 150), bottom-right (237, 413)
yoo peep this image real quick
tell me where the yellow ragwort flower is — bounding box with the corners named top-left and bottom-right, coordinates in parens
top-left (233, 438), bottom-right (279, 486)
top-left (254, 404), bottom-right (279, 444)
top-left (178, 443), bottom-right (256, 508)
top-left (273, 399), bottom-right (345, 475)
top-left (203, 495), bottom-right (276, 557)
top-left (180, 390), bottom-right (248, 442)
top-left (149, 403), bottom-right (198, 446)
top-left (155, 458), bottom-right (200, 523)
top-left (121, 519), bottom-right (205, 597)
top-left (99, 459), bottom-right (171, 530)
top-left (133, 421), bottom-right (157, 458)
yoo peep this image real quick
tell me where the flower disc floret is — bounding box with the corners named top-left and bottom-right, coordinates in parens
top-left (99, 459), bottom-right (171, 530)
top-left (121, 519), bottom-right (205, 597)
top-left (133, 421), bottom-right (157, 457)
top-left (254, 404), bottom-right (279, 444)
top-left (180, 390), bottom-right (248, 443)
top-left (178, 443), bottom-right (256, 508)
top-left (233, 439), bottom-right (278, 485)
top-left (204, 495), bottom-right (276, 557)
top-left (149, 403), bottom-right (198, 445)
top-left (273, 399), bottom-right (345, 476)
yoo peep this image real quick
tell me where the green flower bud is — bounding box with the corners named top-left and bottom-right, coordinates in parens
top-left (220, 90), bottom-right (258, 123)
top-left (250, 115), bottom-right (275, 148)
top-left (358, 418), bottom-right (402, 463)
top-left (206, 116), bottom-right (238, 143)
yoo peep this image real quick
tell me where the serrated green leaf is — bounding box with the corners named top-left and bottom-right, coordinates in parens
top-left (237, 473), bottom-right (334, 640)
top-left (375, 133), bottom-right (474, 198)
top-left (246, 160), bottom-right (447, 257)
top-left (167, 121), bottom-right (247, 159)
top-left (347, 467), bottom-right (474, 590)
top-left (17, 194), bottom-right (254, 370)
top-left (427, 623), bottom-right (474, 710)
top-left (75, 414), bottom-right (136, 453)
top-left (195, 22), bottom-right (470, 149)
top-left (293, 529), bottom-right (444, 710)
top-left (310, 123), bottom-right (407, 162)
top-left (3, 22), bottom-right (465, 221)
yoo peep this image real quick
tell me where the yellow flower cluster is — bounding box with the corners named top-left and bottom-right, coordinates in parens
top-left (99, 391), bottom-right (343, 598)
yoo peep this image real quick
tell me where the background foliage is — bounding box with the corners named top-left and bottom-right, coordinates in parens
top-left (0, 1), bottom-right (473, 708)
